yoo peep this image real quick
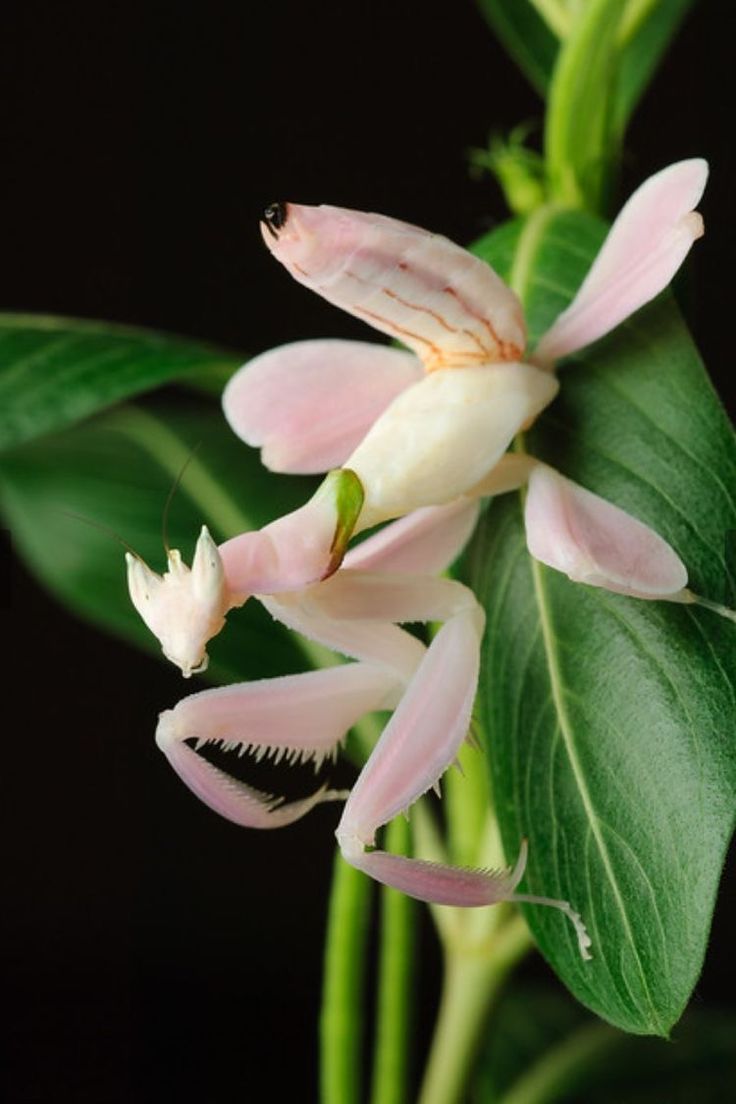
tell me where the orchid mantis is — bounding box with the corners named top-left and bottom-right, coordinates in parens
top-left (126, 159), bottom-right (726, 962)
top-left (140, 496), bottom-right (591, 957)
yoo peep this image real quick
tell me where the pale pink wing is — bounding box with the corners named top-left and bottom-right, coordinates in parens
top-left (535, 159), bottom-right (708, 365)
top-left (524, 466), bottom-right (688, 598)
top-left (261, 203), bottom-right (526, 370)
top-left (223, 339), bottom-right (423, 473)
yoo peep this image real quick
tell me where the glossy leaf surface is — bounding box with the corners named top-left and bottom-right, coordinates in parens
top-left (0, 314), bottom-right (240, 451)
top-left (466, 209), bottom-right (736, 1034)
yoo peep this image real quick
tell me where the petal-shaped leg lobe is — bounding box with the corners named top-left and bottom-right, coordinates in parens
top-left (344, 498), bottom-right (480, 575)
top-left (524, 465), bottom-right (688, 598)
top-left (535, 159), bottom-right (708, 365)
top-left (340, 838), bottom-right (593, 959)
top-left (336, 606), bottom-right (483, 845)
top-left (307, 571), bottom-right (479, 626)
top-left (261, 203), bottom-right (526, 370)
top-left (223, 339), bottom-right (423, 473)
top-left (340, 844), bottom-right (525, 906)
top-left (261, 591), bottom-right (427, 685)
top-left (346, 363), bottom-right (558, 529)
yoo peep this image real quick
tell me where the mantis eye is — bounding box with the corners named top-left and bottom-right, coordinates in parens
top-left (263, 202), bottom-right (288, 236)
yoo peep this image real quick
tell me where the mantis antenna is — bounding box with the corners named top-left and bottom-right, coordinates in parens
top-left (161, 440), bottom-right (202, 555)
top-left (58, 510), bottom-right (143, 559)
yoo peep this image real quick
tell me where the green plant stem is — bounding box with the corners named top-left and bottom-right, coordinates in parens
top-left (498, 1022), bottom-right (619, 1104)
top-left (618, 0), bottom-right (659, 45)
top-left (369, 816), bottom-right (417, 1104)
top-left (544, 0), bottom-right (623, 212)
top-left (319, 851), bottom-right (373, 1104)
top-left (417, 916), bottom-right (533, 1104)
top-left (527, 0), bottom-right (571, 38)
top-left (444, 742), bottom-right (491, 869)
top-left (320, 710), bottom-right (385, 1104)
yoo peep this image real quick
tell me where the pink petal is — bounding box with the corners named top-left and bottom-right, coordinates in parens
top-left (524, 466), bottom-right (688, 598)
top-left (343, 498), bottom-right (480, 575)
top-left (155, 663), bottom-right (398, 828)
top-left (261, 593), bottom-right (426, 686)
top-left (311, 571), bottom-right (478, 627)
top-left (223, 339), bottom-right (423, 473)
top-left (535, 159), bottom-right (708, 365)
top-left (340, 837), bottom-right (593, 958)
top-left (336, 607), bottom-right (482, 846)
top-left (262, 203), bottom-right (526, 369)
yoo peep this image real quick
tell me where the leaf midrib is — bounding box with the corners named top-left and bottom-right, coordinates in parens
top-left (529, 526), bottom-right (663, 1030)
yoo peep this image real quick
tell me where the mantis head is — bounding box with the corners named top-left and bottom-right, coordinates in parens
top-left (126, 525), bottom-right (232, 677)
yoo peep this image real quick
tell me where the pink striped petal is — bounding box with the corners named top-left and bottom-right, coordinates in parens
top-left (535, 159), bottom-right (708, 365)
top-left (261, 203), bottom-right (526, 370)
top-left (343, 498), bottom-right (480, 574)
top-left (155, 663), bottom-right (398, 828)
top-left (218, 469), bottom-right (363, 596)
top-left (524, 466), bottom-right (688, 598)
top-left (223, 340), bottom-right (423, 473)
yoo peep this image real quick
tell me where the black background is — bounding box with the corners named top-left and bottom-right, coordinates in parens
top-left (3, 2), bottom-right (734, 1102)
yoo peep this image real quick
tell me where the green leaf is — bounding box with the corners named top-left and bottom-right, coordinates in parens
top-left (475, 0), bottom-right (559, 97)
top-left (466, 210), bottom-right (736, 1034)
top-left (473, 986), bottom-right (736, 1102)
top-left (0, 396), bottom-right (326, 683)
top-left (0, 313), bottom-right (241, 452)
top-left (614, 0), bottom-right (695, 137)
